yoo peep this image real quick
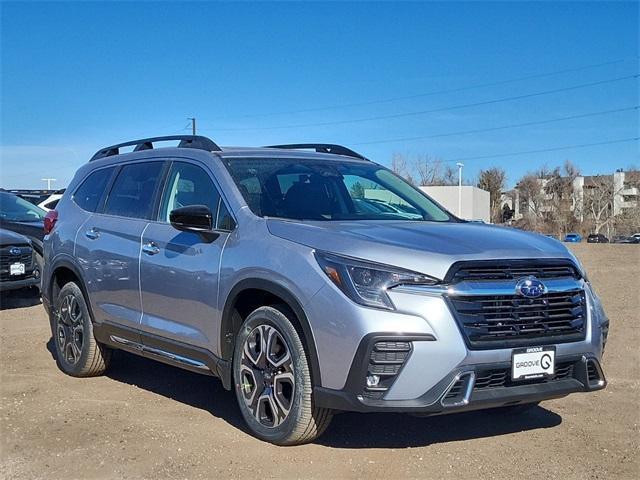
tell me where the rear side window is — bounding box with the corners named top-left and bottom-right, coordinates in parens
top-left (104, 162), bottom-right (164, 219)
top-left (73, 167), bottom-right (114, 212)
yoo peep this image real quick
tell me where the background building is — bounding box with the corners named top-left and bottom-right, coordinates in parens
top-left (501, 169), bottom-right (640, 235)
top-left (364, 185), bottom-right (490, 222)
top-left (421, 186), bottom-right (490, 222)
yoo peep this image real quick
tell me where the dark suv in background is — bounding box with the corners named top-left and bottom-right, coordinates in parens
top-left (0, 228), bottom-right (40, 292)
top-left (587, 234), bottom-right (609, 243)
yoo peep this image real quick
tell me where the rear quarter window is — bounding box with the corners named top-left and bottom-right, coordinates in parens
top-left (73, 167), bottom-right (115, 212)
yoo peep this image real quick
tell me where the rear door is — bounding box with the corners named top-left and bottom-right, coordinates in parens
top-left (75, 160), bottom-right (166, 332)
top-left (139, 160), bottom-right (235, 350)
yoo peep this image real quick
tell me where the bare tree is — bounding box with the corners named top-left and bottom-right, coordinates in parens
top-left (390, 153), bottom-right (416, 184)
top-left (441, 165), bottom-right (458, 186)
top-left (516, 173), bottom-right (546, 225)
top-left (477, 167), bottom-right (506, 223)
top-left (413, 155), bottom-right (458, 186)
top-left (583, 176), bottom-right (616, 234)
top-left (543, 161), bottom-right (581, 236)
top-left (414, 155), bottom-right (443, 185)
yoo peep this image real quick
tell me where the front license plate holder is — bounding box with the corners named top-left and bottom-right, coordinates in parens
top-left (10, 263), bottom-right (25, 276)
top-left (511, 346), bottom-right (555, 381)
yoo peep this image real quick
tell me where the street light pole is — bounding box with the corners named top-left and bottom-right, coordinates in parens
top-left (456, 163), bottom-right (464, 217)
top-left (41, 178), bottom-right (56, 190)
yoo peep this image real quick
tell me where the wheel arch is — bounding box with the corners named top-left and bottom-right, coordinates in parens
top-left (220, 278), bottom-right (322, 387)
top-left (47, 259), bottom-right (93, 319)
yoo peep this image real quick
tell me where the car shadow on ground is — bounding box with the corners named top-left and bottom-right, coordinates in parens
top-left (0, 288), bottom-right (41, 310)
top-left (45, 341), bottom-right (563, 448)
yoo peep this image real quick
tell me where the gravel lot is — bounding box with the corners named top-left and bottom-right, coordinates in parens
top-left (1, 244), bottom-right (638, 479)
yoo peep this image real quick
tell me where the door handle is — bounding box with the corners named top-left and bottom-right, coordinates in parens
top-left (142, 242), bottom-right (160, 256)
top-left (85, 228), bottom-right (100, 240)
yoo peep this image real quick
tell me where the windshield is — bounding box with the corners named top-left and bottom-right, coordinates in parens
top-left (0, 192), bottom-right (46, 222)
top-left (223, 158), bottom-right (452, 222)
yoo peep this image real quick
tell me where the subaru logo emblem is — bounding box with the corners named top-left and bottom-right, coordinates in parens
top-left (515, 276), bottom-right (546, 298)
top-left (9, 247), bottom-right (21, 256)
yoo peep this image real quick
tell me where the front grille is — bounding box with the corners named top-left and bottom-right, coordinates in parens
top-left (0, 246), bottom-right (33, 281)
top-left (448, 290), bottom-right (587, 349)
top-left (473, 362), bottom-right (575, 391)
top-left (448, 260), bottom-right (581, 283)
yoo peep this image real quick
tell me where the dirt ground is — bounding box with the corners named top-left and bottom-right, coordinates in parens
top-left (0, 244), bottom-right (638, 479)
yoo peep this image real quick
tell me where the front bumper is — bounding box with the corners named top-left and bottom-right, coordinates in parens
top-left (307, 273), bottom-right (608, 413)
top-left (0, 274), bottom-right (40, 292)
top-left (315, 354), bottom-right (606, 413)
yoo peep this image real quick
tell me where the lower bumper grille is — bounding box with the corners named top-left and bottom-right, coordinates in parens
top-left (362, 341), bottom-right (412, 400)
top-left (473, 361), bottom-right (575, 391)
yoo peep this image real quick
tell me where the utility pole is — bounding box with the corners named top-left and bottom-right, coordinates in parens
top-left (41, 178), bottom-right (56, 190)
top-left (188, 117), bottom-right (196, 135)
top-left (456, 163), bottom-right (464, 217)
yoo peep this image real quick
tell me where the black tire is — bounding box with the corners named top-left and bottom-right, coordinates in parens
top-left (33, 252), bottom-right (43, 291)
top-left (52, 282), bottom-right (111, 377)
top-left (232, 305), bottom-right (333, 445)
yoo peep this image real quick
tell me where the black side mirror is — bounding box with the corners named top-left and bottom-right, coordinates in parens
top-left (170, 205), bottom-right (213, 232)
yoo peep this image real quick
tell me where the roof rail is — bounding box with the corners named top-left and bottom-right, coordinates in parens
top-left (90, 135), bottom-right (221, 161)
top-left (264, 143), bottom-right (368, 161)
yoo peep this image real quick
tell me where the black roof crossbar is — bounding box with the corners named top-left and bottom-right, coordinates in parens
top-left (264, 143), bottom-right (368, 161)
top-left (90, 135), bottom-right (221, 161)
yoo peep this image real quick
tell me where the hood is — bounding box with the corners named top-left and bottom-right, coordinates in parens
top-left (266, 219), bottom-right (576, 280)
top-left (0, 228), bottom-right (31, 247)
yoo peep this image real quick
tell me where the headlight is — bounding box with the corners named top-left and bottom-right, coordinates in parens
top-left (314, 251), bottom-right (439, 310)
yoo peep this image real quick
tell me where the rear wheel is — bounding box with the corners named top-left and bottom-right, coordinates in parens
top-left (232, 305), bottom-right (333, 445)
top-left (52, 282), bottom-right (111, 377)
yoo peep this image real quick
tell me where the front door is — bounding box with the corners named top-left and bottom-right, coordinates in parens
top-left (139, 160), bottom-right (233, 351)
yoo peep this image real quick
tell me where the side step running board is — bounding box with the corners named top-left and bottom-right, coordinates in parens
top-left (110, 335), bottom-right (210, 372)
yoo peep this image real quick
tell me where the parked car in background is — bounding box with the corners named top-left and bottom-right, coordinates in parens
top-left (613, 235), bottom-right (640, 244)
top-left (587, 234), bottom-right (609, 243)
top-left (564, 233), bottom-right (582, 243)
top-left (0, 191), bottom-right (46, 259)
top-left (38, 190), bottom-right (65, 212)
top-left (0, 228), bottom-right (40, 292)
top-left (544, 234), bottom-right (558, 240)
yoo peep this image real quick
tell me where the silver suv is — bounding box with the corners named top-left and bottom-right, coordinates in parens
top-left (42, 135), bottom-right (609, 445)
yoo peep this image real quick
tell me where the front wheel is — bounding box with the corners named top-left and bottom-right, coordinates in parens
top-left (232, 305), bottom-right (333, 445)
top-left (52, 282), bottom-right (111, 377)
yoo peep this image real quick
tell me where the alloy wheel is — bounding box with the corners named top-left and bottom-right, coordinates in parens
top-left (239, 324), bottom-right (295, 428)
top-left (56, 294), bottom-right (84, 365)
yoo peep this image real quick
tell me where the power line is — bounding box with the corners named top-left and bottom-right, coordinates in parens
top-left (207, 58), bottom-right (632, 120)
top-left (352, 106), bottom-right (639, 146)
top-left (436, 137), bottom-right (639, 164)
top-left (207, 74), bottom-right (638, 131)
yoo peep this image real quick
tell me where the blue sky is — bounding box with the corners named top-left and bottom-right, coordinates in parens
top-left (1, 1), bottom-right (638, 189)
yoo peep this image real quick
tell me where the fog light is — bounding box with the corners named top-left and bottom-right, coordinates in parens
top-left (366, 374), bottom-right (380, 388)
top-left (33, 269), bottom-right (40, 278)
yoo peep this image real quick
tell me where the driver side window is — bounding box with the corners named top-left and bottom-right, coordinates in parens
top-left (159, 162), bottom-right (221, 223)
